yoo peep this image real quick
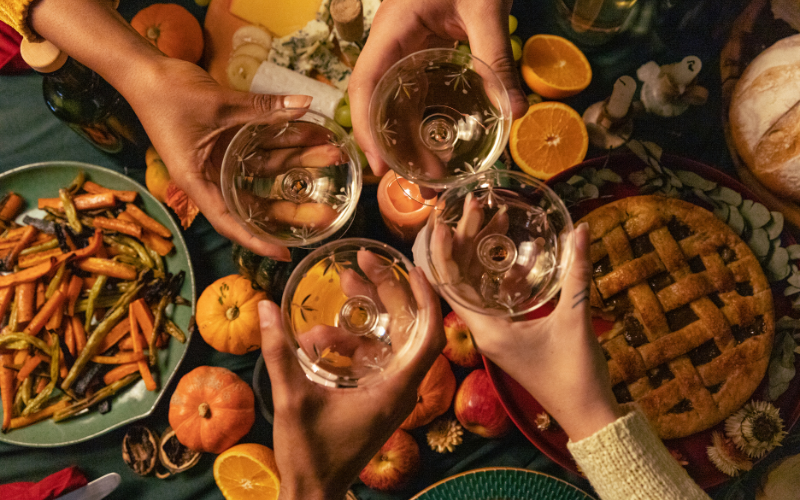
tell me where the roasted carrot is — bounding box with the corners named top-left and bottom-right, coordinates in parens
top-left (66, 275), bottom-right (82, 316)
top-left (76, 257), bottom-right (137, 280)
top-left (0, 232), bottom-right (49, 250)
top-left (82, 181), bottom-right (137, 203)
top-left (0, 352), bottom-right (14, 431)
top-left (140, 229), bottom-right (174, 257)
top-left (64, 318), bottom-right (76, 357)
top-left (130, 299), bottom-right (155, 343)
top-left (0, 193), bottom-right (24, 221)
top-left (129, 303), bottom-right (156, 391)
top-left (103, 362), bottom-right (140, 385)
top-left (37, 192), bottom-right (116, 211)
top-left (71, 316), bottom-right (86, 354)
top-left (118, 332), bottom-right (148, 351)
top-left (35, 280), bottom-right (46, 309)
top-left (9, 398), bottom-right (70, 430)
top-left (44, 297), bottom-right (64, 331)
top-left (98, 316), bottom-right (131, 353)
top-left (125, 204), bottom-right (171, 238)
top-left (0, 259), bottom-right (55, 288)
top-left (0, 226), bottom-right (28, 241)
top-left (90, 352), bottom-right (145, 364)
top-left (2, 225), bottom-right (37, 270)
top-left (92, 217), bottom-right (142, 239)
top-left (16, 356), bottom-right (42, 383)
top-left (17, 248), bottom-right (63, 269)
top-left (23, 290), bottom-right (66, 337)
top-left (14, 281), bottom-right (36, 325)
top-left (0, 286), bottom-right (14, 323)
top-left (35, 376), bottom-right (48, 394)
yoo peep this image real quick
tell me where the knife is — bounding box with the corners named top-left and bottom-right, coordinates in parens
top-left (56, 472), bottom-right (121, 500)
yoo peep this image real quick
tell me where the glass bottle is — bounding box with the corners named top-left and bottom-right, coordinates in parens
top-left (19, 38), bottom-right (148, 160)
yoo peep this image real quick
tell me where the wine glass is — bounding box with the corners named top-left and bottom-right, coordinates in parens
top-left (369, 48), bottom-right (512, 190)
top-left (220, 108), bottom-right (362, 247)
top-left (417, 169), bottom-right (575, 317)
top-left (281, 238), bottom-right (422, 387)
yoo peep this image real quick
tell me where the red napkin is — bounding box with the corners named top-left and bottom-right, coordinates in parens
top-left (0, 466), bottom-right (88, 500)
top-left (0, 20), bottom-right (30, 75)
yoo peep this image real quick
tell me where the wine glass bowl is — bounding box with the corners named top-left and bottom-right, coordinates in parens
top-left (281, 238), bottom-right (421, 387)
top-left (369, 48), bottom-right (512, 189)
top-left (220, 108), bottom-right (362, 247)
top-left (423, 169), bottom-right (574, 317)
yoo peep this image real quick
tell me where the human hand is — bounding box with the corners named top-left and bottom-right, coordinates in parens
top-left (348, 0), bottom-right (529, 177)
top-left (431, 221), bottom-right (624, 441)
top-left (259, 267), bottom-right (444, 500)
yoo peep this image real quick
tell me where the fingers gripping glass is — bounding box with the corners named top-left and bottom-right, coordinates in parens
top-left (424, 170), bottom-right (575, 317)
top-left (281, 238), bottom-right (422, 388)
top-left (369, 48), bottom-right (512, 191)
top-left (221, 108), bottom-right (362, 247)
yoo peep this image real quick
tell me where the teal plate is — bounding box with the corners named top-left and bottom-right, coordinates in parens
top-left (0, 162), bottom-right (195, 447)
top-left (411, 467), bottom-right (595, 500)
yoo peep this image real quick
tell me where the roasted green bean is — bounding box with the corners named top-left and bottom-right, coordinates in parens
top-left (22, 333), bottom-right (59, 416)
top-left (84, 274), bottom-right (108, 331)
top-left (59, 188), bottom-right (83, 235)
top-left (18, 238), bottom-right (59, 256)
top-left (54, 373), bottom-right (140, 422)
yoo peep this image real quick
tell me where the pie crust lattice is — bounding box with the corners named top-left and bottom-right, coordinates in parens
top-left (579, 195), bottom-right (774, 439)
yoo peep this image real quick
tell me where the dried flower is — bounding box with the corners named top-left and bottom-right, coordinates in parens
top-left (426, 418), bottom-right (463, 453)
top-left (707, 431), bottom-right (753, 476)
top-left (535, 412), bottom-right (552, 431)
top-left (724, 400), bottom-right (787, 459)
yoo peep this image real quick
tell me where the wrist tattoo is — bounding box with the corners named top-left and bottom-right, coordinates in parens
top-left (572, 287), bottom-right (589, 309)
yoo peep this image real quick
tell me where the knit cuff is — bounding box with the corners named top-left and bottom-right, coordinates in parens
top-left (0, 0), bottom-right (41, 42)
top-left (566, 406), bottom-right (711, 500)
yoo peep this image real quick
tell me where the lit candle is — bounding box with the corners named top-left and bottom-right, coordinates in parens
top-left (377, 172), bottom-right (436, 242)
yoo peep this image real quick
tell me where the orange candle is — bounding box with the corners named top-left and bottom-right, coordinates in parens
top-left (377, 172), bottom-right (436, 242)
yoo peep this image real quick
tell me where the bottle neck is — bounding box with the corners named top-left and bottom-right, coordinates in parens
top-left (43, 57), bottom-right (99, 90)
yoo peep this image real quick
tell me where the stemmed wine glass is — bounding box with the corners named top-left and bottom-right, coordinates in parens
top-left (369, 48), bottom-right (513, 191)
top-left (220, 107), bottom-right (362, 247)
top-left (416, 169), bottom-right (575, 317)
top-left (281, 238), bottom-right (422, 387)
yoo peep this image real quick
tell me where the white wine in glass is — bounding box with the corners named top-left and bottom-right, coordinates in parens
top-left (281, 238), bottom-right (421, 387)
top-left (221, 108), bottom-right (362, 247)
top-left (369, 48), bottom-right (512, 190)
top-left (419, 169), bottom-right (574, 317)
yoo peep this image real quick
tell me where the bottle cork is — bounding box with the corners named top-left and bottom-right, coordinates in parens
top-left (19, 38), bottom-right (68, 73)
top-left (331, 0), bottom-right (364, 43)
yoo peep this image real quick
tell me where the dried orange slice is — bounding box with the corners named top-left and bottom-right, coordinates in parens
top-left (510, 101), bottom-right (589, 180)
top-left (213, 443), bottom-right (280, 500)
top-left (520, 34), bottom-right (592, 99)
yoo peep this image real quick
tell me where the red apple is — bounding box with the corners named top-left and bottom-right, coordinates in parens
top-left (359, 428), bottom-right (420, 491)
top-left (454, 368), bottom-right (512, 438)
top-left (442, 311), bottom-right (480, 367)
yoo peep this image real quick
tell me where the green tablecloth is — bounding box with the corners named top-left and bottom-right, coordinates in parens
top-left (1, 1), bottom-right (798, 499)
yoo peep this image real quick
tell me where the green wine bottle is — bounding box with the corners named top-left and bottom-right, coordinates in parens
top-left (20, 38), bottom-right (148, 161)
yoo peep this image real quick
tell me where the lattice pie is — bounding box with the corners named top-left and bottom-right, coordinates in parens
top-left (580, 195), bottom-right (774, 440)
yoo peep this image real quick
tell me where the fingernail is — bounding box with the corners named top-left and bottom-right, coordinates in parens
top-left (258, 300), bottom-right (274, 329)
top-left (284, 95), bottom-right (312, 108)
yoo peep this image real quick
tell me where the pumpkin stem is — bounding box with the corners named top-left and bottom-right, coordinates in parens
top-left (198, 402), bottom-right (211, 419)
top-left (225, 305), bottom-right (240, 321)
top-left (145, 26), bottom-right (160, 43)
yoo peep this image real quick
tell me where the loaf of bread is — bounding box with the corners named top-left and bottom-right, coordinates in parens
top-left (729, 33), bottom-right (800, 201)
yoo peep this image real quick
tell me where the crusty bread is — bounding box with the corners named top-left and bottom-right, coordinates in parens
top-left (729, 34), bottom-right (800, 201)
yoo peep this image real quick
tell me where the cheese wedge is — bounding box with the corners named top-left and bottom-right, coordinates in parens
top-left (229, 0), bottom-right (323, 37)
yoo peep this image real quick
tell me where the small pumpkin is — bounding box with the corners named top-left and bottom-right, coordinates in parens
top-left (196, 274), bottom-right (266, 354)
top-left (169, 366), bottom-right (255, 454)
top-left (131, 3), bottom-right (204, 63)
top-left (400, 354), bottom-right (456, 430)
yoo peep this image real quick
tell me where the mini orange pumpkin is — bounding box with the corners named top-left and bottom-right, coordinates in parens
top-left (196, 274), bottom-right (266, 354)
top-left (131, 3), bottom-right (204, 63)
top-left (169, 366), bottom-right (255, 454)
top-left (400, 354), bottom-right (456, 430)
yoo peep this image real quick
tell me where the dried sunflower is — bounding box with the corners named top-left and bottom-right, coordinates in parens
top-left (724, 400), bottom-right (787, 459)
top-left (707, 431), bottom-right (753, 476)
top-left (426, 418), bottom-right (463, 453)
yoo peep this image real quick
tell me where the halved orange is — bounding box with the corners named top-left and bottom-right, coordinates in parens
top-left (213, 443), bottom-right (280, 500)
top-left (520, 34), bottom-right (592, 99)
top-left (510, 101), bottom-right (589, 180)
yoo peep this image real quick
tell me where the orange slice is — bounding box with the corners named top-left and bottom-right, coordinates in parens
top-left (510, 101), bottom-right (589, 180)
top-left (213, 443), bottom-right (280, 500)
top-left (520, 34), bottom-right (592, 99)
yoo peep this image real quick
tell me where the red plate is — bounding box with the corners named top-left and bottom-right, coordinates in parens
top-left (486, 153), bottom-right (800, 490)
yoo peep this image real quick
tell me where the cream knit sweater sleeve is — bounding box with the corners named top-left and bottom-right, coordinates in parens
top-left (567, 406), bottom-right (712, 500)
top-left (0, 0), bottom-right (38, 40)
